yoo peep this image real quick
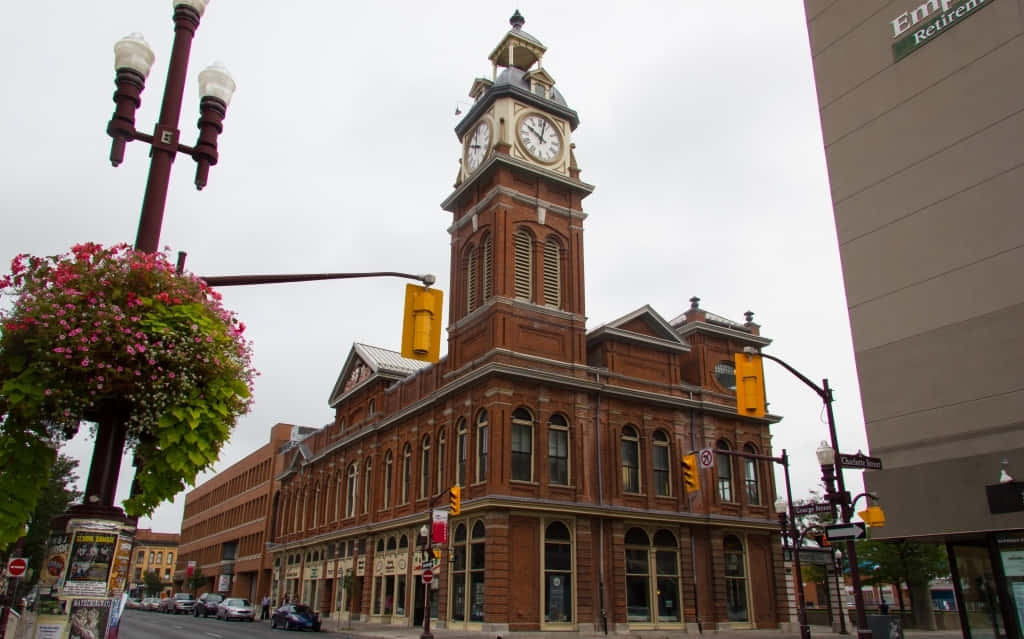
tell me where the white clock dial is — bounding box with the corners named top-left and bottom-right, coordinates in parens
top-left (465, 121), bottom-right (491, 171)
top-left (518, 114), bottom-right (562, 163)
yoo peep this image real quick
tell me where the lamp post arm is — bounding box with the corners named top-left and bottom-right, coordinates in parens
top-left (200, 271), bottom-right (437, 288)
top-left (755, 351), bottom-right (827, 401)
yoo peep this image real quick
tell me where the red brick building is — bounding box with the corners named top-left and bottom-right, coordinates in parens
top-left (175, 422), bottom-right (311, 600)
top-left (267, 12), bottom-right (788, 635)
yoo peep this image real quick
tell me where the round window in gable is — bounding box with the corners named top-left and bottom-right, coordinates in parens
top-left (714, 361), bottom-right (736, 391)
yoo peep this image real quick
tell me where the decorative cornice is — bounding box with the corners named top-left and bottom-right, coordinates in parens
top-left (441, 154), bottom-right (594, 212)
top-left (675, 320), bottom-right (772, 346)
top-left (446, 184), bottom-right (588, 236)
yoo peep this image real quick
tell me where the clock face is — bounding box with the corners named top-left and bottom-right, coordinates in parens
top-left (517, 114), bottom-right (562, 163)
top-left (465, 121), bottom-right (491, 171)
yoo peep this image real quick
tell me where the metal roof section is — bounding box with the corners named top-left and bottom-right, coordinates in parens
top-left (488, 10), bottom-right (547, 70)
top-left (328, 342), bottom-right (432, 408)
top-left (586, 304), bottom-right (691, 353)
top-left (669, 297), bottom-right (772, 347)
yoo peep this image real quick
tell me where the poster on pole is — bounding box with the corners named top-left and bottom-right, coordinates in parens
top-left (431, 509), bottom-right (449, 544)
top-left (63, 531), bottom-right (117, 597)
top-left (68, 598), bottom-right (113, 639)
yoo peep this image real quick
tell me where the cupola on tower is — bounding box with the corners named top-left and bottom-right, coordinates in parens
top-left (442, 11), bottom-right (594, 372)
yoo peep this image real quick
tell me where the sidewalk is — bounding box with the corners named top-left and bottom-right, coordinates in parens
top-left (324, 619), bottom-right (964, 639)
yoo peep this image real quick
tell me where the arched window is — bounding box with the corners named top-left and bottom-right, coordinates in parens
top-left (624, 528), bottom-right (683, 625)
top-left (334, 472), bottom-right (343, 521)
top-left (465, 243), bottom-right (478, 313)
top-left (548, 414), bottom-right (569, 485)
top-left (743, 443), bottom-right (760, 505)
top-left (544, 521), bottom-right (572, 622)
top-left (625, 528), bottom-right (651, 622)
top-left (653, 530), bottom-right (681, 622)
top-left (542, 237), bottom-right (561, 308)
top-left (312, 481), bottom-right (321, 528)
top-left (383, 450), bottom-right (393, 509)
top-left (717, 440), bottom-right (734, 502)
top-left (621, 426), bottom-right (641, 493)
top-left (420, 435), bottom-right (431, 499)
top-left (456, 419), bottom-right (467, 486)
top-left (475, 411), bottom-right (488, 483)
top-left (653, 431), bottom-right (671, 497)
top-left (481, 233), bottom-right (493, 302)
top-left (363, 457), bottom-right (372, 514)
top-left (511, 408), bottom-right (534, 482)
top-left (724, 535), bottom-right (749, 621)
top-left (513, 229), bottom-right (532, 300)
top-left (367, 399), bottom-right (375, 417)
top-left (450, 521), bottom-right (487, 623)
top-left (436, 429), bottom-right (447, 494)
top-left (345, 463), bottom-right (358, 518)
top-left (401, 443), bottom-right (412, 504)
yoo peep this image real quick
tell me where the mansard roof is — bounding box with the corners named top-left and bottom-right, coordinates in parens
top-left (327, 342), bottom-right (432, 408)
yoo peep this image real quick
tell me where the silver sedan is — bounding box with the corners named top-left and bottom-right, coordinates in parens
top-left (216, 597), bottom-right (255, 622)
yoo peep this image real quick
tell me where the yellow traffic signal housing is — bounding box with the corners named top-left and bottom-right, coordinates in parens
top-left (449, 484), bottom-right (461, 516)
top-left (681, 453), bottom-right (700, 493)
top-left (859, 505), bottom-right (886, 527)
top-left (432, 548), bottom-right (441, 560)
top-left (734, 352), bottom-right (767, 418)
top-left (401, 284), bottom-right (444, 363)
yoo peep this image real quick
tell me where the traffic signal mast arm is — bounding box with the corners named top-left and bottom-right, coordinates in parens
top-left (200, 270), bottom-right (436, 287)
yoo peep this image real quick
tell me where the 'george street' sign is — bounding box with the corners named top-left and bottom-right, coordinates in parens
top-left (792, 502), bottom-right (833, 516)
top-left (839, 453), bottom-right (883, 470)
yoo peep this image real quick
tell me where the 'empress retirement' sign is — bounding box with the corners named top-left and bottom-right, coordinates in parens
top-left (891, 0), bottom-right (993, 61)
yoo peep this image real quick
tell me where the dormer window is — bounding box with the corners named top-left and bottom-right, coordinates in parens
top-left (532, 82), bottom-right (547, 98)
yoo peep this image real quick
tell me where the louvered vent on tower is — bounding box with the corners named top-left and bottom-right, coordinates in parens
top-left (513, 230), bottom-right (533, 300)
top-left (543, 239), bottom-right (561, 307)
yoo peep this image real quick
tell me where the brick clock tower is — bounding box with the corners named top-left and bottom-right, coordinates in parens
top-left (441, 10), bottom-right (594, 372)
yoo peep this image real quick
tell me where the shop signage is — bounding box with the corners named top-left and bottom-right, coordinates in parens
top-left (891, 0), bottom-right (993, 62)
top-left (986, 481), bottom-right (1024, 514)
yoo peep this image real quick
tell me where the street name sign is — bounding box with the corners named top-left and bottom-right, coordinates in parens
top-left (825, 522), bottom-right (867, 542)
top-left (839, 453), bottom-right (883, 470)
top-left (792, 501), bottom-right (833, 516)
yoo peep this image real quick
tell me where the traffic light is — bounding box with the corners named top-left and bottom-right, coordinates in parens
top-left (813, 534), bottom-right (830, 548)
top-left (681, 453), bottom-right (700, 493)
top-left (859, 505), bottom-right (886, 527)
top-left (733, 352), bottom-right (766, 418)
top-left (449, 484), bottom-right (461, 516)
top-left (401, 284), bottom-right (444, 363)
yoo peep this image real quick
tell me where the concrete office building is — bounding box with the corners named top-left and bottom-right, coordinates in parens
top-left (802, 2), bottom-right (1024, 637)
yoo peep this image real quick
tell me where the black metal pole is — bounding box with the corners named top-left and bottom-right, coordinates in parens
top-left (834, 549), bottom-right (849, 634)
top-left (782, 451), bottom-right (812, 639)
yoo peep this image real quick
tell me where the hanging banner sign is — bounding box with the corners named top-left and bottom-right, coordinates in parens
top-left (431, 509), bottom-right (449, 545)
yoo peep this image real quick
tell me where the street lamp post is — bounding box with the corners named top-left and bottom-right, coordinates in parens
top-left (775, 491), bottom-right (811, 639)
top-left (834, 549), bottom-right (848, 634)
top-left (744, 347), bottom-right (872, 639)
top-left (80, 0), bottom-right (236, 513)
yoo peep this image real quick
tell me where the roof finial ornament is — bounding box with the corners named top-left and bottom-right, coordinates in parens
top-left (689, 296), bottom-right (700, 310)
top-left (510, 9), bottom-right (525, 30)
top-left (744, 310), bottom-right (755, 323)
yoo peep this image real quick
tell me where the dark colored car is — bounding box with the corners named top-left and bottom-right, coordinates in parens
top-left (194, 592), bottom-right (223, 617)
top-left (270, 604), bottom-right (321, 631)
top-left (216, 597), bottom-right (255, 621)
top-left (159, 592), bottom-right (196, 614)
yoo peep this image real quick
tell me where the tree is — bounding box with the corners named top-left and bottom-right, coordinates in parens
top-left (856, 538), bottom-right (949, 629)
top-left (143, 570), bottom-right (164, 597)
top-left (18, 455), bottom-right (82, 587)
top-left (187, 573), bottom-right (205, 595)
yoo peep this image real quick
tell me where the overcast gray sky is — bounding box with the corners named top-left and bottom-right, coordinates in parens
top-left (1, 1), bottom-right (870, 532)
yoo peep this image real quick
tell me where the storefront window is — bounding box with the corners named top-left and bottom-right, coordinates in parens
top-left (724, 535), bottom-right (749, 622)
top-left (954, 544), bottom-right (1005, 639)
top-left (450, 520), bottom-right (486, 623)
top-left (654, 530), bottom-right (681, 622)
top-left (544, 521), bottom-right (572, 622)
top-left (625, 528), bottom-right (651, 622)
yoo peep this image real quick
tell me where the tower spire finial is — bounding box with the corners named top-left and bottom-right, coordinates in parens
top-left (510, 9), bottom-right (525, 30)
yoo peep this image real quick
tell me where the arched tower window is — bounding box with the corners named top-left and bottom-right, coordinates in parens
top-left (653, 430), bottom-right (671, 497)
top-left (548, 414), bottom-right (569, 485)
top-left (717, 439), bottom-right (734, 502)
top-left (542, 237), bottom-right (561, 308)
top-left (475, 411), bottom-right (489, 483)
top-left (513, 229), bottom-right (533, 300)
top-left (464, 243), bottom-right (478, 313)
top-left (621, 426), bottom-right (641, 493)
top-left (743, 442), bottom-right (760, 505)
top-left (511, 408), bottom-right (534, 482)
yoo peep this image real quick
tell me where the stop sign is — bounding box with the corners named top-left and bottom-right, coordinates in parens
top-left (7, 558), bottom-right (27, 578)
top-left (422, 569), bottom-right (433, 584)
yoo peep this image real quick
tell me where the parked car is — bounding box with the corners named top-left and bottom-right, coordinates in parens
top-left (216, 597), bottom-right (255, 622)
top-left (142, 597), bottom-right (161, 611)
top-left (270, 604), bottom-right (321, 631)
top-left (159, 592), bottom-right (196, 614)
top-left (125, 598), bottom-right (143, 610)
top-left (193, 593), bottom-right (223, 618)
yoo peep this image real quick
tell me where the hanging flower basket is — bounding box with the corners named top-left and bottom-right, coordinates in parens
top-left (0, 243), bottom-right (256, 546)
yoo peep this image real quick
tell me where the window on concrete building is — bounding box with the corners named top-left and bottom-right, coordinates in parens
top-left (457, 419), bottom-right (467, 486)
top-left (542, 237), bottom-right (561, 308)
top-left (621, 426), bottom-right (641, 493)
top-left (450, 521), bottom-right (486, 623)
top-left (653, 430), bottom-right (671, 497)
top-left (346, 463), bottom-right (358, 518)
top-left (743, 443), bottom-right (760, 505)
top-left (383, 450), bottom-right (393, 509)
top-left (475, 411), bottom-right (488, 483)
top-left (401, 443), bottom-right (412, 504)
top-left (511, 408), bottom-right (534, 482)
top-left (717, 440), bottom-right (734, 502)
top-left (724, 535), bottom-right (749, 621)
top-left (513, 229), bottom-right (533, 300)
top-left (544, 521), bottom-right (572, 623)
top-left (548, 414), bottom-right (569, 485)
top-left (420, 435), bottom-right (431, 499)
